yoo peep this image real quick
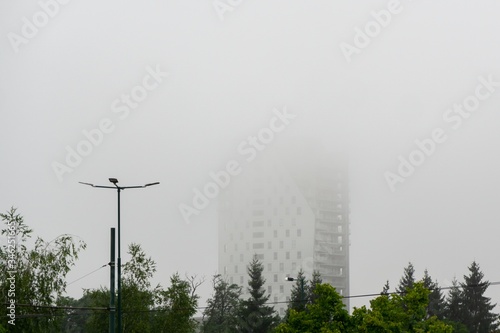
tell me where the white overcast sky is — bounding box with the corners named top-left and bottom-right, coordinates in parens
top-left (1, 0), bottom-right (500, 313)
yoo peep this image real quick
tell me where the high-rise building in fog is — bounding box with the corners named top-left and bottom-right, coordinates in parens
top-left (217, 143), bottom-right (350, 315)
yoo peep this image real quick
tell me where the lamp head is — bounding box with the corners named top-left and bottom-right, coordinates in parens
top-left (109, 178), bottom-right (119, 184)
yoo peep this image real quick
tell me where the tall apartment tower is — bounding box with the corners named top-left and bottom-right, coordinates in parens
top-left (217, 143), bottom-right (350, 315)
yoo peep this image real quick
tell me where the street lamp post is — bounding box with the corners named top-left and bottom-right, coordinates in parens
top-left (285, 276), bottom-right (305, 308)
top-left (80, 178), bottom-right (159, 333)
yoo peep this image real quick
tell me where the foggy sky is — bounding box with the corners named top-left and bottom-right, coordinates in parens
top-left (1, 0), bottom-right (500, 313)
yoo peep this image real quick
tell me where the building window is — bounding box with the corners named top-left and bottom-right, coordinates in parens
top-left (274, 274), bottom-right (278, 282)
top-left (280, 285), bottom-right (284, 293)
top-left (279, 263), bottom-right (284, 272)
top-left (253, 221), bottom-right (264, 227)
top-left (274, 252), bottom-right (278, 260)
top-left (286, 252), bottom-right (290, 260)
top-left (253, 232), bottom-right (264, 238)
top-left (292, 218), bottom-right (296, 226)
top-left (253, 210), bottom-right (264, 216)
top-left (256, 254), bottom-right (264, 260)
top-left (292, 240), bottom-right (296, 249)
top-left (234, 265), bottom-right (238, 273)
top-left (285, 208), bottom-right (289, 215)
top-left (240, 254), bottom-right (244, 262)
top-left (291, 196), bottom-right (296, 204)
top-left (273, 230), bottom-right (278, 238)
top-left (297, 207), bottom-right (302, 215)
top-left (267, 219), bottom-right (272, 227)
top-left (230, 255), bottom-right (233, 263)
top-left (230, 276), bottom-right (233, 284)
top-left (297, 229), bottom-right (302, 237)
top-left (297, 251), bottom-right (302, 259)
top-left (253, 243), bottom-right (264, 250)
top-left (279, 241), bottom-right (284, 249)
top-left (273, 207), bottom-right (277, 216)
top-left (292, 262), bottom-right (296, 271)
top-left (268, 263), bottom-right (272, 271)
top-left (268, 241), bottom-right (272, 249)
top-left (268, 286), bottom-right (272, 294)
top-left (337, 225), bottom-right (342, 233)
top-left (240, 276), bottom-right (244, 284)
top-left (286, 230), bottom-right (290, 237)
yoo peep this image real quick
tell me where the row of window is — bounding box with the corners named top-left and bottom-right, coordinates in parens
top-left (226, 250), bottom-right (303, 264)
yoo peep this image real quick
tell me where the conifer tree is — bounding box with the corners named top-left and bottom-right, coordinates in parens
top-left (238, 255), bottom-right (279, 333)
top-left (284, 269), bottom-right (307, 320)
top-left (397, 262), bottom-right (415, 294)
top-left (460, 261), bottom-right (498, 333)
top-left (422, 269), bottom-right (445, 319)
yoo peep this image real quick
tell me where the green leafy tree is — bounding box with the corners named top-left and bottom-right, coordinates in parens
top-left (422, 269), bottom-right (445, 319)
top-left (202, 274), bottom-right (242, 333)
top-left (0, 207), bottom-right (86, 332)
top-left (352, 282), bottom-right (453, 333)
top-left (460, 261), bottom-right (498, 333)
top-left (238, 255), bottom-right (279, 333)
top-left (153, 273), bottom-right (201, 333)
top-left (121, 243), bottom-right (158, 332)
top-left (275, 283), bottom-right (350, 333)
top-left (443, 278), bottom-right (469, 332)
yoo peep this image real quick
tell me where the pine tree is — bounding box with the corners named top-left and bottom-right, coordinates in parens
top-left (237, 255), bottom-right (279, 333)
top-left (284, 269), bottom-right (307, 320)
top-left (460, 261), bottom-right (498, 333)
top-left (381, 280), bottom-right (390, 295)
top-left (443, 279), bottom-right (469, 333)
top-left (422, 269), bottom-right (445, 319)
top-left (397, 262), bottom-right (415, 294)
top-left (308, 269), bottom-right (323, 304)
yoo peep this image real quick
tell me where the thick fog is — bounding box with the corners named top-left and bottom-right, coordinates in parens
top-left (1, 0), bottom-right (499, 312)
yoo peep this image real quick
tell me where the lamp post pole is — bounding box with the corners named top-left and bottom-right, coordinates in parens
top-left (80, 179), bottom-right (159, 333)
top-left (285, 276), bottom-right (305, 308)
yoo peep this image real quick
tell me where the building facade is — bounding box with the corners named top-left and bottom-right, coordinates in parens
top-left (217, 144), bottom-right (350, 315)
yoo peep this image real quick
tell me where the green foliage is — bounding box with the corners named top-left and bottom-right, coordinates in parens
top-left (153, 273), bottom-right (200, 333)
top-left (238, 255), bottom-right (279, 333)
top-left (202, 274), bottom-right (242, 333)
top-left (83, 244), bottom-right (201, 333)
top-left (276, 283), bottom-right (350, 333)
top-left (0, 207), bottom-right (86, 332)
top-left (352, 282), bottom-right (453, 332)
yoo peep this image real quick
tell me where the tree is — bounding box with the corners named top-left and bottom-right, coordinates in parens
top-left (443, 278), bottom-right (468, 332)
top-left (381, 280), bottom-right (390, 295)
top-left (460, 261), bottom-right (498, 333)
top-left (352, 282), bottom-right (453, 333)
top-left (275, 283), bottom-right (350, 333)
top-left (202, 274), bottom-right (242, 333)
top-left (422, 269), bottom-right (445, 319)
top-left (286, 269), bottom-right (307, 317)
top-left (396, 262), bottom-right (415, 294)
top-left (238, 255), bottom-right (279, 333)
top-left (307, 269), bottom-right (322, 305)
top-left (153, 273), bottom-right (201, 333)
top-left (0, 207), bottom-right (86, 332)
